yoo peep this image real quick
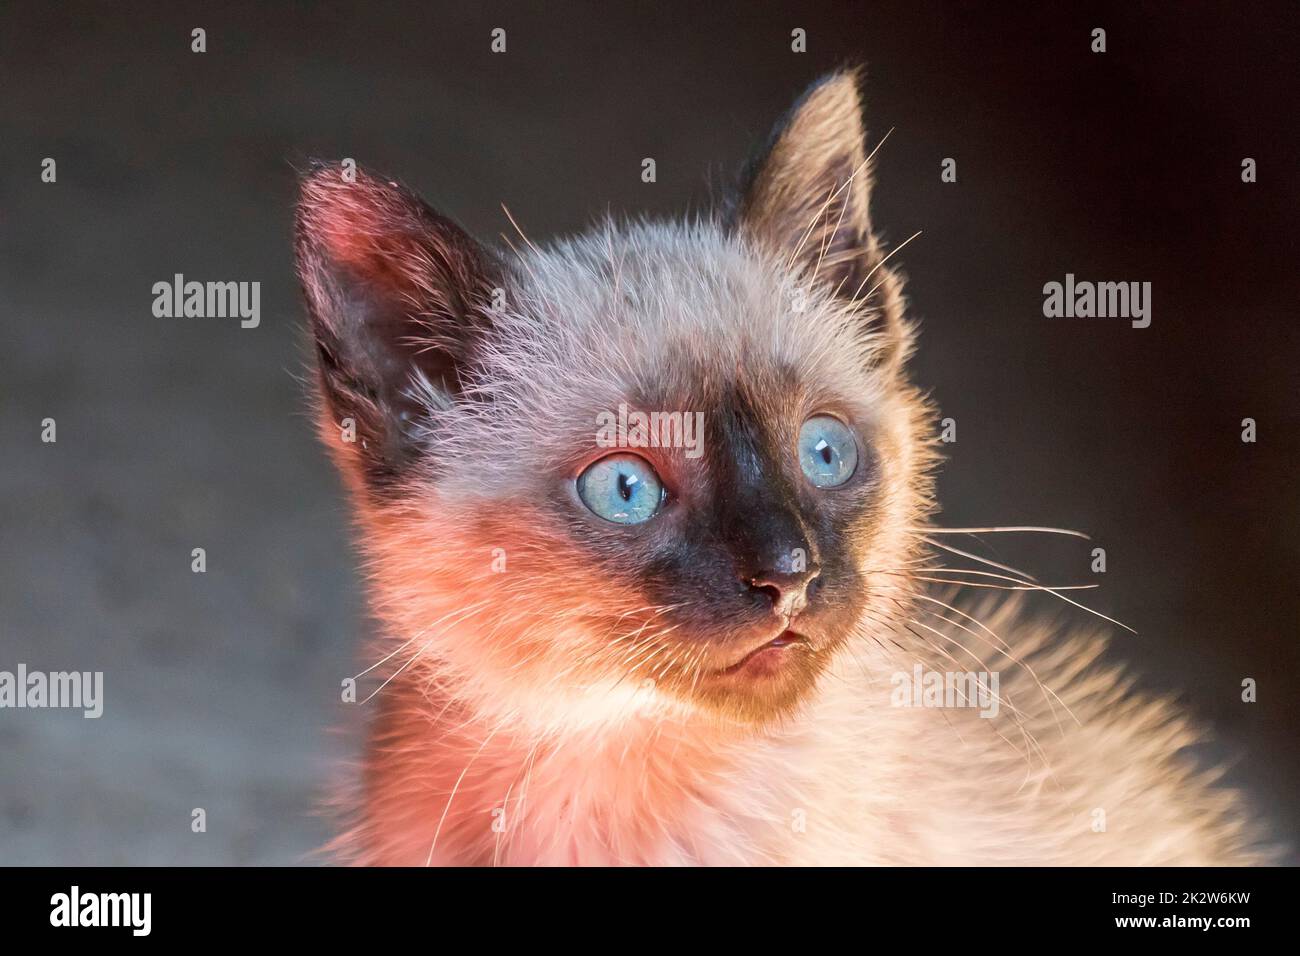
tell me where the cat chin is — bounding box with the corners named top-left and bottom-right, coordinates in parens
top-left (460, 637), bottom-right (830, 733)
top-left (675, 643), bottom-right (831, 725)
top-left (464, 660), bottom-right (825, 735)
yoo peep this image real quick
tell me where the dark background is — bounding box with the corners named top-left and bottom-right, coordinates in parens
top-left (1, 1), bottom-right (1295, 863)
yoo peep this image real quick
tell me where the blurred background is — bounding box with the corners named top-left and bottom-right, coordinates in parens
top-left (0, 1), bottom-right (1295, 863)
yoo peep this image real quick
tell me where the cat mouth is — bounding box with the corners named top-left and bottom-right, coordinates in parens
top-left (715, 630), bottom-right (811, 678)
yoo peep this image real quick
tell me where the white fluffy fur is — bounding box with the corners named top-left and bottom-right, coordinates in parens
top-left (319, 220), bottom-right (1272, 866)
top-left (303, 72), bottom-right (1275, 865)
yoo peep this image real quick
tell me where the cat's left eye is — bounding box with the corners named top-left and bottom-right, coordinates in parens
top-left (798, 415), bottom-right (858, 488)
top-left (576, 454), bottom-right (664, 524)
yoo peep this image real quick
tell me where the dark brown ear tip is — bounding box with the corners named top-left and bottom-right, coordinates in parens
top-left (295, 162), bottom-right (349, 238)
top-left (296, 164), bottom-right (437, 271)
top-left (296, 160), bottom-right (406, 213)
top-left (297, 161), bottom-right (350, 203)
top-left (298, 159), bottom-right (346, 192)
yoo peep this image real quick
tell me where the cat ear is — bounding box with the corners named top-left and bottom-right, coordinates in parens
top-left (295, 163), bottom-right (497, 487)
top-left (734, 70), bottom-right (908, 371)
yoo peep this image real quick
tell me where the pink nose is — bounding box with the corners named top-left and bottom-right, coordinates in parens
top-left (746, 566), bottom-right (820, 619)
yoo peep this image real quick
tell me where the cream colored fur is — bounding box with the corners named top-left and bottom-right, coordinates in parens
top-left (305, 73), bottom-right (1274, 866)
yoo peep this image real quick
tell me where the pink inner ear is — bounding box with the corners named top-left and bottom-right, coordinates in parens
top-left (303, 172), bottom-right (428, 293)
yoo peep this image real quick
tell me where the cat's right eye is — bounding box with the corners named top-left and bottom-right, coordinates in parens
top-left (798, 415), bottom-right (859, 488)
top-left (576, 454), bottom-right (665, 524)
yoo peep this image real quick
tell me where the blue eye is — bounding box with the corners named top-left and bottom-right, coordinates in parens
top-left (576, 454), bottom-right (664, 524)
top-left (798, 415), bottom-right (858, 488)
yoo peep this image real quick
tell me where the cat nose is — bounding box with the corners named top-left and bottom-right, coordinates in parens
top-left (746, 565), bottom-right (821, 619)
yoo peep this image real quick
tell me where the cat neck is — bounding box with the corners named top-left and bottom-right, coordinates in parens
top-left (351, 671), bottom-right (814, 865)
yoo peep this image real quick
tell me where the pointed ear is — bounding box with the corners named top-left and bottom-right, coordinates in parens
top-left (734, 70), bottom-right (908, 371)
top-left (295, 163), bottom-right (498, 488)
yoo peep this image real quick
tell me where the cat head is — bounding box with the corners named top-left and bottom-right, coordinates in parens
top-left (296, 70), bottom-right (935, 729)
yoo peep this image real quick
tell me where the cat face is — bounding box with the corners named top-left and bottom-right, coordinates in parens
top-left (296, 71), bottom-right (934, 727)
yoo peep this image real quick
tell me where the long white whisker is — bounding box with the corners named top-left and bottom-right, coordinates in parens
top-left (917, 525), bottom-right (1091, 539)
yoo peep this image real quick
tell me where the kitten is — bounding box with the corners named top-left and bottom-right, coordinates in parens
top-left (295, 71), bottom-right (1271, 865)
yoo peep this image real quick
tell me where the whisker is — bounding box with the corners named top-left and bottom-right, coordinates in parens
top-left (426, 719), bottom-right (507, 866)
top-left (869, 583), bottom-right (1080, 733)
top-left (785, 128), bottom-right (893, 271)
top-left (921, 537), bottom-right (1041, 583)
top-left (362, 601), bottom-right (491, 704)
top-left (917, 525), bottom-right (1091, 539)
top-left (501, 202), bottom-right (541, 255)
top-left (910, 598), bottom-right (1078, 733)
top-left (847, 229), bottom-right (922, 303)
top-left (912, 575), bottom-right (1099, 592)
top-left (899, 621), bottom-right (1043, 770)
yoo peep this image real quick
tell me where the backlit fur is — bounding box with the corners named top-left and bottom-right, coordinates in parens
top-left (298, 72), bottom-right (1274, 865)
